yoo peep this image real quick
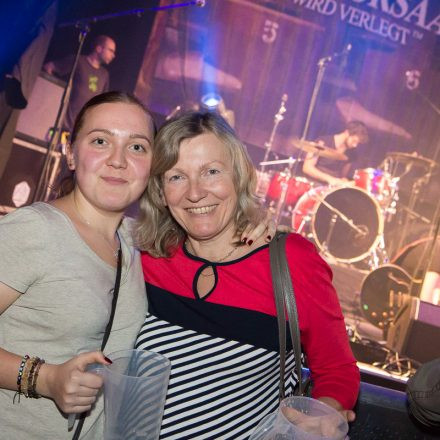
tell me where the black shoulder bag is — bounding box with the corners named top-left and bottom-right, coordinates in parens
top-left (72, 247), bottom-right (122, 440)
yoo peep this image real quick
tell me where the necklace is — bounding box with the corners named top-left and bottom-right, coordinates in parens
top-left (186, 241), bottom-right (238, 278)
top-left (186, 241), bottom-right (237, 263)
top-left (73, 193), bottom-right (120, 259)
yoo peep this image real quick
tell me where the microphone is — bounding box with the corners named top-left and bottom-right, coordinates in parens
top-left (318, 44), bottom-right (352, 65)
top-left (165, 105), bottom-right (181, 121)
top-left (195, 0), bottom-right (206, 6)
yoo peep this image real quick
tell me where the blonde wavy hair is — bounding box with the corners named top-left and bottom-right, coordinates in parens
top-left (134, 111), bottom-right (263, 257)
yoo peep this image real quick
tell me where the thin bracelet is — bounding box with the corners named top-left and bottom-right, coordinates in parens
top-left (13, 355), bottom-right (30, 403)
top-left (29, 358), bottom-right (45, 398)
top-left (25, 357), bottom-right (41, 398)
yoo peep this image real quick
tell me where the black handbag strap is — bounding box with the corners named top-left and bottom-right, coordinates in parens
top-left (101, 247), bottom-right (123, 351)
top-left (269, 233), bottom-right (303, 400)
top-left (72, 246), bottom-right (122, 440)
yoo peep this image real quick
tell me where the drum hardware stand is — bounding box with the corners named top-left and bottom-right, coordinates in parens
top-left (409, 204), bottom-right (440, 299)
top-left (321, 213), bottom-right (338, 256)
top-left (366, 234), bottom-right (389, 269)
top-left (313, 193), bottom-right (367, 237)
top-left (259, 94), bottom-right (288, 174)
top-left (376, 350), bottom-right (419, 377)
top-left (394, 171), bottom-right (432, 253)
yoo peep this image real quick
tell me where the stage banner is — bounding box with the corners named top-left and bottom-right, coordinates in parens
top-left (134, 0), bottom-right (440, 169)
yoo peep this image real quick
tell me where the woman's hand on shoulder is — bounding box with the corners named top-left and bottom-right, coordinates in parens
top-left (37, 351), bottom-right (110, 414)
top-left (240, 218), bottom-right (277, 246)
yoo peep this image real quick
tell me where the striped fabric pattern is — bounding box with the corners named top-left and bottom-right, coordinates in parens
top-left (135, 314), bottom-right (297, 440)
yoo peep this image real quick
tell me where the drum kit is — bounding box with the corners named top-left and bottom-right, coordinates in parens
top-left (256, 93), bottom-right (439, 338)
top-left (257, 139), bottom-right (439, 334)
top-left (258, 138), bottom-right (400, 264)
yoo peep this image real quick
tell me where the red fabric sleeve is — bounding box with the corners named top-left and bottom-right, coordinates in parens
top-left (286, 234), bottom-right (360, 409)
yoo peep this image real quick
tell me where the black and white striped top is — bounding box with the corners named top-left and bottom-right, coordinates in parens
top-left (136, 237), bottom-right (360, 438)
top-left (135, 243), bottom-right (298, 439)
top-left (136, 313), bottom-right (295, 439)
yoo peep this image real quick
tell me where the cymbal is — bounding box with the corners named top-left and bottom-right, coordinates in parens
top-left (291, 138), bottom-right (348, 161)
top-left (259, 157), bottom-right (299, 166)
top-left (386, 152), bottom-right (437, 169)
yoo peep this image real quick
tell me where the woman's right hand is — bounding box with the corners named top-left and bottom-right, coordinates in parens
top-left (37, 351), bottom-right (110, 414)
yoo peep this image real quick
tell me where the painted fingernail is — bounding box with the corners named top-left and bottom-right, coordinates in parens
top-left (104, 356), bottom-right (113, 364)
top-left (247, 240), bottom-right (253, 246)
top-left (266, 235), bottom-right (272, 241)
top-left (241, 237), bottom-right (247, 243)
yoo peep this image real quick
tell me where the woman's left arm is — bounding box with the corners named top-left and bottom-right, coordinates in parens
top-left (286, 235), bottom-right (360, 415)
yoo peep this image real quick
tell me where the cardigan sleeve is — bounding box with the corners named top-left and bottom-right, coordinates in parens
top-left (285, 234), bottom-right (360, 409)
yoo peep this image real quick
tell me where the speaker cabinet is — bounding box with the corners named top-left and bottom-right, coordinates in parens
top-left (387, 297), bottom-right (440, 363)
top-left (15, 73), bottom-right (65, 143)
top-left (0, 137), bottom-right (61, 214)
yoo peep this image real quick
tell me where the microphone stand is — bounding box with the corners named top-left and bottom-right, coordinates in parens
top-left (34, 23), bottom-right (89, 201)
top-left (293, 56), bottom-right (330, 178)
top-left (294, 46), bottom-right (350, 176)
top-left (301, 56), bottom-right (329, 142)
top-left (34, 1), bottom-right (204, 201)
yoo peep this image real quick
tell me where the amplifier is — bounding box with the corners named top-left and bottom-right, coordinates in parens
top-left (15, 72), bottom-right (65, 144)
top-left (386, 297), bottom-right (440, 363)
top-left (0, 137), bottom-right (61, 214)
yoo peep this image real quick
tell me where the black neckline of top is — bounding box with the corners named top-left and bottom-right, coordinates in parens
top-left (182, 241), bottom-right (270, 265)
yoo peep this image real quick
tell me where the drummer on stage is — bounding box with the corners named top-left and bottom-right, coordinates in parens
top-left (302, 121), bottom-right (369, 186)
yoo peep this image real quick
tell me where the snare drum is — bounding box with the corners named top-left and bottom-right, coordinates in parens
top-left (266, 172), bottom-right (312, 206)
top-left (353, 168), bottom-right (393, 205)
top-left (292, 185), bottom-right (383, 263)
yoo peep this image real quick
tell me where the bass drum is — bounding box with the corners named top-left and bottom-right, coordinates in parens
top-left (292, 186), bottom-right (383, 263)
top-left (360, 264), bottom-right (412, 329)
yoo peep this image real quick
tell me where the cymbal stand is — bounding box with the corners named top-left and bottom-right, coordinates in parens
top-left (272, 168), bottom-right (295, 225)
top-left (260, 94), bottom-right (288, 174)
top-left (395, 169), bottom-right (431, 253)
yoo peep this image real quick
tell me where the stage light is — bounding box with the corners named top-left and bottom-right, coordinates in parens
top-left (200, 92), bottom-right (222, 110)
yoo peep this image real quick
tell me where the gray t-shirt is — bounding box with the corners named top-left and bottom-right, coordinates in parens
top-left (0, 203), bottom-right (147, 439)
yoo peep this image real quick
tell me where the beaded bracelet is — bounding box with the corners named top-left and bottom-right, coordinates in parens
top-left (16, 355), bottom-right (30, 392)
top-left (13, 355), bottom-right (45, 403)
top-left (13, 354), bottom-right (30, 403)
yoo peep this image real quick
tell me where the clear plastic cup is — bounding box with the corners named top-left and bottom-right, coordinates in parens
top-left (102, 349), bottom-right (171, 440)
top-left (249, 396), bottom-right (349, 440)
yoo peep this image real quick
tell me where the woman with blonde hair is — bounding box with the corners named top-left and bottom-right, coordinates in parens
top-left (135, 111), bottom-right (360, 439)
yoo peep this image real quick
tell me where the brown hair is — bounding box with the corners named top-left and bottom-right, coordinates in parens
top-left (134, 111), bottom-right (262, 257)
top-left (346, 120), bottom-right (369, 144)
top-left (55, 91), bottom-right (154, 197)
